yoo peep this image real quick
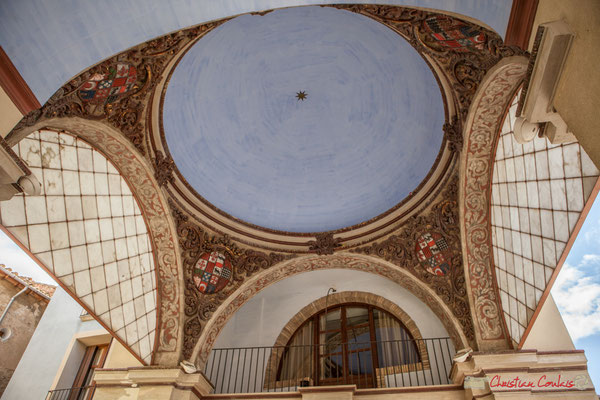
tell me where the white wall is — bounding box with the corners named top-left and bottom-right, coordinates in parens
top-left (1, 287), bottom-right (103, 400)
top-left (208, 269), bottom-right (454, 393)
top-left (214, 269), bottom-right (450, 349)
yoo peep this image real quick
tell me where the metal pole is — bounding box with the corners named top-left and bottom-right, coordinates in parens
top-left (0, 287), bottom-right (28, 327)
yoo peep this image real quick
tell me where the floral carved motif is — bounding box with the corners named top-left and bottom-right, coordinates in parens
top-left (64, 121), bottom-right (181, 364)
top-left (308, 232), bottom-right (342, 255)
top-left (352, 174), bottom-right (475, 343)
top-left (154, 151), bottom-right (174, 187)
top-left (169, 199), bottom-right (296, 359)
top-left (461, 62), bottom-right (527, 342)
top-left (9, 21), bottom-right (229, 155)
top-left (332, 4), bottom-right (525, 121)
top-left (443, 116), bottom-right (463, 153)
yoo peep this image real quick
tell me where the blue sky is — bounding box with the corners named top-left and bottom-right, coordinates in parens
top-left (551, 193), bottom-right (600, 392)
top-left (0, 229), bottom-right (55, 284)
top-left (1, 194), bottom-right (599, 390)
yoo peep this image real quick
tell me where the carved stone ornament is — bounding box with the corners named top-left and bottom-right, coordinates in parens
top-left (443, 116), bottom-right (463, 152)
top-left (461, 59), bottom-right (527, 346)
top-left (8, 20), bottom-right (230, 155)
top-left (168, 199), bottom-right (296, 359)
top-left (308, 232), bottom-right (342, 255)
top-left (154, 150), bottom-right (174, 187)
top-left (353, 173), bottom-right (475, 343)
top-left (332, 4), bottom-right (525, 121)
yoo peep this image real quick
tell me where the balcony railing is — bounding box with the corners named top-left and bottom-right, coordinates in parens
top-left (204, 337), bottom-right (454, 393)
top-left (46, 386), bottom-right (95, 400)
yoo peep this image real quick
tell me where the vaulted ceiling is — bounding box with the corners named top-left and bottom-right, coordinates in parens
top-left (2, 1), bottom-right (560, 367)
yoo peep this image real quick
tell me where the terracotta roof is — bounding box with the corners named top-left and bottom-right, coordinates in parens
top-left (0, 264), bottom-right (56, 299)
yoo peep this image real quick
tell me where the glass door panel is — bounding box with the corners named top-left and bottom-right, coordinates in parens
top-left (319, 308), bottom-right (343, 382)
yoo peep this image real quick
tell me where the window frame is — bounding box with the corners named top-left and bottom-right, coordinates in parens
top-left (270, 302), bottom-right (427, 389)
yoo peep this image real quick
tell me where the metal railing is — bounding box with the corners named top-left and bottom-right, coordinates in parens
top-left (204, 337), bottom-right (454, 393)
top-left (46, 386), bottom-right (95, 400)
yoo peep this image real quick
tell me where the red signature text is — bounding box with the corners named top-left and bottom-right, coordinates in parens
top-left (489, 374), bottom-right (575, 389)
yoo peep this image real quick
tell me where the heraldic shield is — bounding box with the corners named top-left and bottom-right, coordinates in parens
top-left (79, 63), bottom-right (137, 105)
top-left (415, 232), bottom-right (452, 276)
top-left (422, 15), bottom-right (486, 51)
top-left (192, 251), bottom-right (232, 294)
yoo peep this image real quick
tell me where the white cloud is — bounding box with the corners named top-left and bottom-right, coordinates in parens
top-left (582, 254), bottom-right (600, 266)
top-left (0, 231), bottom-right (55, 285)
top-left (583, 218), bottom-right (600, 245)
top-left (552, 262), bottom-right (600, 341)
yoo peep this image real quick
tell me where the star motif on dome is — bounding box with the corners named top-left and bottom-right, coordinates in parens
top-left (296, 91), bottom-right (308, 101)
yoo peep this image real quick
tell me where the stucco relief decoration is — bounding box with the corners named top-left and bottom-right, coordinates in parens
top-left (415, 232), bottom-right (452, 276)
top-left (8, 20), bottom-right (228, 155)
top-left (332, 4), bottom-right (524, 123)
top-left (421, 16), bottom-right (486, 51)
top-left (352, 174), bottom-right (475, 343)
top-left (63, 121), bottom-right (182, 361)
top-left (79, 63), bottom-right (138, 107)
top-left (168, 199), bottom-right (295, 359)
top-left (462, 62), bottom-right (527, 342)
top-left (153, 150), bottom-right (174, 187)
top-left (308, 232), bottom-right (341, 255)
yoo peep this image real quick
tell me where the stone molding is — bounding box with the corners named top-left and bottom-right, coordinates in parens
top-left (3, 119), bottom-right (184, 366)
top-left (93, 367), bottom-right (212, 400)
top-left (460, 57), bottom-right (528, 350)
top-left (451, 350), bottom-right (596, 397)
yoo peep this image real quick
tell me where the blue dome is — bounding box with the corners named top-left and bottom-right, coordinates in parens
top-left (163, 6), bottom-right (444, 232)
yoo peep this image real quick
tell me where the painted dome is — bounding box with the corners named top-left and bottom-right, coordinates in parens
top-left (163, 6), bottom-right (444, 232)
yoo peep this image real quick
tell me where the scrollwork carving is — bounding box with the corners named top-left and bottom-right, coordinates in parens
top-left (443, 116), bottom-right (463, 153)
top-left (153, 151), bottom-right (175, 187)
top-left (169, 199), bottom-right (296, 359)
top-left (353, 174), bottom-right (475, 342)
top-left (308, 232), bottom-right (342, 255)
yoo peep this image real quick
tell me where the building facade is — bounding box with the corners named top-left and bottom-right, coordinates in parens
top-left (0, 265), bottom-right (54, 397)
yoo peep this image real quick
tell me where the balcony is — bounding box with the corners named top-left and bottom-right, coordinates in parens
top-left (46, 386), bottom-right (95, 400)
top-left (204, 337), bottom-right (455, 393)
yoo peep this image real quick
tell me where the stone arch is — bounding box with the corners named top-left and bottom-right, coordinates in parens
top-left (191, 252), bottom-right (469, 367)
top-left (262, 290), bottom-right (431, 387)
top-left (3, 117), bottom-right (183, 366)
top-left (460, 56), bottom-right (528, 351)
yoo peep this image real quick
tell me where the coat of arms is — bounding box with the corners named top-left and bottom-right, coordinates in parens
top-left (422, 16), bottom-right (486, 51)
top-left (415, 232), bottom-right (451, 276)
top-left (79, 63), bottom-right (137, 105)
top-left (192, 251), bottom-right (232, 294)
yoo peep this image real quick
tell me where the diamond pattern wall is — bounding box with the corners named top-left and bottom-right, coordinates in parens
top-left (491, 94), bottom-right (599, 345)
top-left (0, 130), bottom-right (156, 363)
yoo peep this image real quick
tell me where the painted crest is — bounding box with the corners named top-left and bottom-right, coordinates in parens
top-left (79, 63), bottom-right (137, 105)
top-left (415, 232), bottom-right (451, 276)
top-left (422, 16), bottom-right (485, 51)
top-left (192, 251), bottom-right (232, 294)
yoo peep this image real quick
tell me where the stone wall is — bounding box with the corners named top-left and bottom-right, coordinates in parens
top-left (0, 275), bottom-right (50, 396)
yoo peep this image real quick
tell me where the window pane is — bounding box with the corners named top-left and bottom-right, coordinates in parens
top-left (319, 308), bottom-right (341, 331)
top-left (373, 309), bottom-right (420, 367)
top-left (348, 350), bottom-right (373, 374)
top-left (320, 354), bottom-right (343, 379)
top-left (346, 307), bottom-right (368, 327)
top-left (279, 321), bottom-right (313, 381)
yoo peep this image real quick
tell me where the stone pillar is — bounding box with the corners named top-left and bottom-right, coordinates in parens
top-left (451, 350), bottom-right (597, 399)
top-left (92, 367), bottom-right (213, 400)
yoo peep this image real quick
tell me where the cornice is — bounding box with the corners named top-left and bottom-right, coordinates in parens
top-left (0, 46), bottom-right (40, 115)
